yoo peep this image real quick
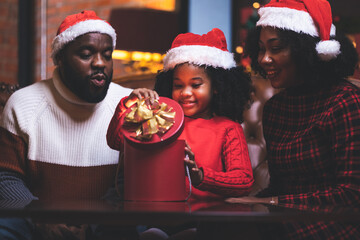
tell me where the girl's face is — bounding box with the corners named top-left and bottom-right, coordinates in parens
top-left (258, 27), bottom-right (302, 89)
top-left (172, 63), bottom-right (213, 119)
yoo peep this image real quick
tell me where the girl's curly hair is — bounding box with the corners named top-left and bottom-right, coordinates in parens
top-left (245, 27), bottom-right (358, 89)
top-left (154, 65), bottom-right (253, 123)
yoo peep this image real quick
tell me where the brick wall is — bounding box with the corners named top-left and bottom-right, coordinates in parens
top-left (5, 1), bottom-right (359, 85)
top-left (1, 0), bottom-right (175, 85)
top-left (0, 0), bottom-right (18, 85)
top-left (40, 0), bottom-right (130, 82)
top-left (35, 0), bottom-right (175, 82)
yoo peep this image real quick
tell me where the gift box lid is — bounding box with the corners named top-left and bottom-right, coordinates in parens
top-left (120, 97), bottom-right (184, 147)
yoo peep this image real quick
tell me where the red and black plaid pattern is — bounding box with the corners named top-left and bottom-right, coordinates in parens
top-left (262, 81), bottom-right (360, 238)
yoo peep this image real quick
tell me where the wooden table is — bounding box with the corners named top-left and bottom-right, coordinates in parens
top-left (1, 197), bottom-right (359, 226)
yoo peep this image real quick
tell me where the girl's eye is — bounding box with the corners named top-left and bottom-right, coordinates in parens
top-left (258, 43), bottom-right (265, 52)
top-left (192, 83), bottom-right (202, 88)
top-left (173, 84), bottom-right (183, 89)
top-left (270, 46), bottom-right (283, 53)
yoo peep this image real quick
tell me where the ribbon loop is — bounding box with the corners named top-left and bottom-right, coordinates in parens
top-left (123, 98), bottom-right (176, 140)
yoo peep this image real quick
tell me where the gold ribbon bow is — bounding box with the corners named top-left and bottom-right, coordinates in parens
top-left (123, 98), bottom-right (176, 140)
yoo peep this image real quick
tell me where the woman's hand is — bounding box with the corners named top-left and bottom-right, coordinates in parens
top-left (184, 141), bottom-right (203, 186)
top-left (226, 196), bottom-right (278, 205)
top-left (125, 88), bottom-right (159, 107)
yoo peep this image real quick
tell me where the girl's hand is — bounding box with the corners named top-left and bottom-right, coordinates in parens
top-left (184, 141), bottom-right (203, 186)
top-left (125, 88), bottom-right (159, 107)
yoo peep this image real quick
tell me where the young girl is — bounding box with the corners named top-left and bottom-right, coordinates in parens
top-left (107, 28), bottom-right (254, 202)
top-left (107, 28), bottom-right (254, 239)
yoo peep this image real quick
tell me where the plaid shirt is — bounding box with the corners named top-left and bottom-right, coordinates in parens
top-left (262, 80), bottom-right (360, 239)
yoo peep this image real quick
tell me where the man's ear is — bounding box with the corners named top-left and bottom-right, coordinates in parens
top-left (56, 57), bottom-right (62, 68)
top-left (55, 50), bottom-right (65, 67)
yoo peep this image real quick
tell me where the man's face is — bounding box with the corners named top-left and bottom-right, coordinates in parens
top-left (57, 33), bottom-right (113, 103)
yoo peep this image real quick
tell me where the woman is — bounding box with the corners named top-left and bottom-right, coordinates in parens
top-left (227, 0), bottom-right (360, 239)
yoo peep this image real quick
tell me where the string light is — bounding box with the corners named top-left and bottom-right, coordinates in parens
top-left (113, 50), bottom-right (165, 63)
top-left (152, 53), bottom-right (163, 62)
top-left (112, 50), bottom-right (130, 60)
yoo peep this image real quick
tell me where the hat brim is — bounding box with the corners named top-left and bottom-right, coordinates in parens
top-left (51, 19), bottom-right (116, 64)
top-left (163, 45), bottom-right (236, 71)
top-left (257, 7), bottom-right (336, 37)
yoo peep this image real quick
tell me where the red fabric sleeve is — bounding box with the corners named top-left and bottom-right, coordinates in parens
top-left (196, 124), bottom-right (254, 197)
top-left (106, 96), bottom-right (129, 151)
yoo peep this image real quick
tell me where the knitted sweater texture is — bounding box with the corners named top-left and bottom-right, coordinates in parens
top-left (0, 68), bottom-right (132, 201)
top-left (262, 80), bottom-right (360, 239)
top-left (107, 97), bottom-right (254, 201)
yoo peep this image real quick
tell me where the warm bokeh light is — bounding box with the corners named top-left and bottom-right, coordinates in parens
top-left (143, 0), bottom-right (175, 11)
top-left (253, 2), bottom-right (260, 9)
top-left (112, 50), bottom-right (165, 74)
top-left (112, 50), bottom-right (130, 60)
top-left (131, 52), bottom-right (144, 61)
top-left (113, 50), bottom-right (164, 63)
top-left (236, 46), bottom-right (244, 54)
top-left (152, 53), bottom-right (163, 62)
top-left (143, 52), bottom-right (152, 62)
top-left (346, 35), bottom-right (357, 49)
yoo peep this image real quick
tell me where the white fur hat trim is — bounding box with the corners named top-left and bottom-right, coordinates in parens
top-left (163, 45), bottom-right (236, 71)
top-left (257, 6), bottom-right (340, 61)
top-left (51, 19), bottom-right (116, 64)
top-left (257, 7), bottom-right (337, 37)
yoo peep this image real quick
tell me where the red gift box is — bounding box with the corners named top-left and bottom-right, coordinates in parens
top-left (120, 97), bottom-right (186, 201)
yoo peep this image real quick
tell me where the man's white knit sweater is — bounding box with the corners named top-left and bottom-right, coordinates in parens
top-left (0, 68), bottom-right (132, 201)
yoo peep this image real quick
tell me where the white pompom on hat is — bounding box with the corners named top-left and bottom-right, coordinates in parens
top-left (163, 28), bottom-right (236, 71)
top-left (51, 10), bottom-right (116, 65)
top-left (256, 0), bottom-right (341, 61)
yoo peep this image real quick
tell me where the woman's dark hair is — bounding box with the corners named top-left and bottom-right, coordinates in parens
top-left (154, 65), bottom-right (253, 123)
top-left (245, 26), bottom-right (359, 88)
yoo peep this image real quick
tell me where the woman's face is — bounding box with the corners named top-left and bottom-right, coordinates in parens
top-left (172, 63), bottom-right (213, 119)
top-left (258, 27), bottom-right (302, 89)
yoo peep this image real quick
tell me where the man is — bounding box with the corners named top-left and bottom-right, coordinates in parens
top-left (0, 10), bottom-right (132, 239)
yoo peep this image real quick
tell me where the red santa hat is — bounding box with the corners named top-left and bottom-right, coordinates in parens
top-left (256, 0), bottom-right (340, 61)
top-left (163, 28), bottom-right (236, 71)
top-left (51, 10), bottom-right (116, 64)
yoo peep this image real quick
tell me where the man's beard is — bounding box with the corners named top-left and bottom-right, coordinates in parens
top-left (61, 63), bottom-right (112, 103)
